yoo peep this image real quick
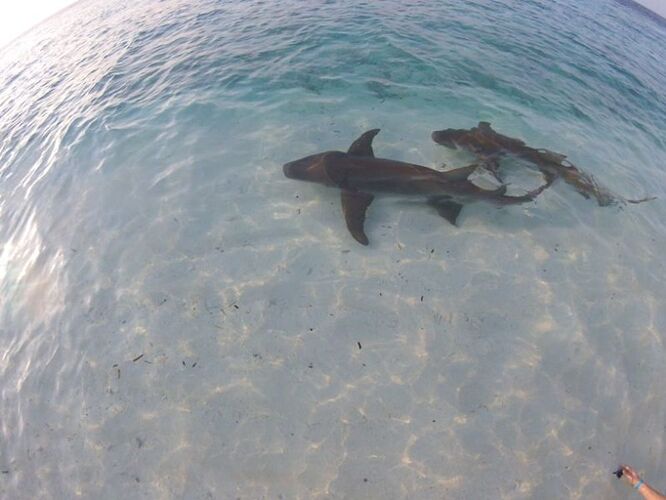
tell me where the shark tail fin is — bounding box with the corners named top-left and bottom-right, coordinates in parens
top-left (625, 196), bottom-right (656, 204)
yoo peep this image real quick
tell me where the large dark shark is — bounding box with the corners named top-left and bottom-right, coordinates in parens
top-left (283, 129), bottom-right (547, 245)
top-left (431, 121), bottom-right (654, 206)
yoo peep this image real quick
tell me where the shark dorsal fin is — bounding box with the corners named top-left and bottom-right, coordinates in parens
top-left (441, 163), bottom-right (479, 181)
top-left (341, 189), bottom-right (374, 245)
top-left (478, 121), bottom-right (493, 132)
top-left (347, 129), bottom-right (380, 157)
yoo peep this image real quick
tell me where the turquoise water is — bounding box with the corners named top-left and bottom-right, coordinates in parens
top-left (1, 0), bottom-right (665, 498)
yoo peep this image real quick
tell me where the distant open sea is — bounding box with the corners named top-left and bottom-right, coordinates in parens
top-left (1, 0), bottom-right (665, 498)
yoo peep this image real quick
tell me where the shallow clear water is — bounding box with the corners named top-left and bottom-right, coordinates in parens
top-left (1, 0), bottom-right (665, 498)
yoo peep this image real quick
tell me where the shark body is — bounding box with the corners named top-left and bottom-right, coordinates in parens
top-left (431, 121), bottom-right (654, 206)
top-left (283, 129), bottom-right (546, 245)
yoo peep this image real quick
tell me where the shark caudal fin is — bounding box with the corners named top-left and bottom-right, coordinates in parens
top-left (625, 195), bottom-right (656, 204)
top-left (348, 129), bottom-right (380, 157)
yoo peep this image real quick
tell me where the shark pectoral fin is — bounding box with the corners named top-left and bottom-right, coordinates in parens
top-left (441, 163), bottom-right (479, 180)
top-left (429, 199), bottom-right (464, 226)
top-left (347, 129), bottom-right (380, 157)
top-left (341, 190), bottom-right (375, 245)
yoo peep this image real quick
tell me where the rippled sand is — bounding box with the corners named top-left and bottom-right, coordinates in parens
top-left (0, 0), bottom-right (665, 498)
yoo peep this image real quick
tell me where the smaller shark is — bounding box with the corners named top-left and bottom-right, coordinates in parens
top-left (283, 129), bottom-right (547, 245)
top-left (431, 121), bottom-right (655, 206)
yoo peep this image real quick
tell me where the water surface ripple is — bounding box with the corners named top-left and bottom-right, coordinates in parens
top-left (0, 0), bottom-right (665, 498)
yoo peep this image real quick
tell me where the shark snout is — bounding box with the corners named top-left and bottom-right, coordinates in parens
top-left (283, 156), bottom-right (317, 180)
top-left (282, 160), bottom-right (299, 179)
top-left (283, 151), bottom-right (341, 184)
